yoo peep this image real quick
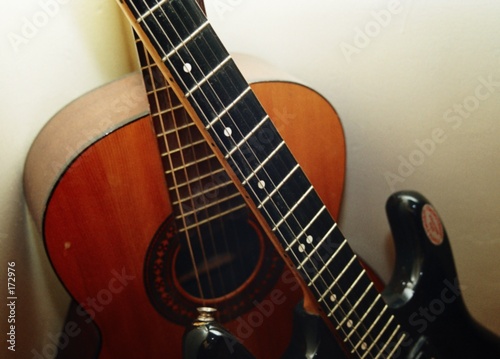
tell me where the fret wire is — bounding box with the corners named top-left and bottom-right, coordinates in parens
top-left (171, 179), bottom-right (237, 206)
top-left (311, 254), bottom-right (356, 291)
top-left (271, 185), bottom-right (314, 231)
top-left (384, 332), bottom-right (407, 359)
top-left (162, 6), bottom-right (240, 139)
top-left (148, 86), bottom-right (169, 94)
top-left (258, 163), bottom-right (300, 209)
top-left (225, 115), bottom-right (269, 159)
top-left (130, 2), bottom-right (170, 61)
top-left (167, 167), bottom-right (226, 189)
top-left (297, 222), bottom-right (337, 271)
top-left (174, 191), bottom-right (242, 218)
top-left (165, 153), bottom-right (217, 174)
top-left (163, 20), bottom-right (210, 62)
top-left (315, 240), bottom-right (347, 298)
top-left (186, 55), bottom-right (231, 96)
top-left (348, 301), bottom-right (388, 348)
top-left (176, 204), bottom-right (248, 233)
top-left (344, 295), bottom-right (385, 341)
top-left (285, 206), bottom-right (328, 252)
top-left (137, 0), bottom-right (167, 23)
top-left (160, 138), bottom-right (207, 157)
top-left (152, 102), bottom-right (185, 116)
top-left (328, 269), bottom-right (365, 315)
top-left (131, 2), bottom-right (396, 354)
top-left (156, 121), bottom-right (196, 138)
top-left (359, 316), bottom-right (395, 358)
top-left (206, 86), bottom-right (251, 129)
top-left (336, 282), bottom-right (374, 329)
top-left (373, 325), bottom-right (402, 359)
top-left (242, 141), bottom-right (286, 185)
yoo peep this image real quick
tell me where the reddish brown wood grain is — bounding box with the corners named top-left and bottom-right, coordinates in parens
top-left (25, 74), bottom-right (345, 358)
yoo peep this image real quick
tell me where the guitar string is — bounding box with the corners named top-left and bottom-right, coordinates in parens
top-left (163, 62), bottom-right (220, 300)
top-left (139, 0), bottom-right (381, 356)
top-left (167, 74), bottom-right (236, 299)
top-left (189, 0), bottom-right (280, 299)
top-left (141, 35), bottom-right (246, 304)
top-left (139, 33), bottom-right (209, 302)
top-left (133, 0), bottom-right (403, 356)
top-left (136, 2), bottom-right (256, 306)
top-left (171, 0), bottom-right (236, 299)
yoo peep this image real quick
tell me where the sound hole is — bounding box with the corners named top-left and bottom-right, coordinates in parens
top-left (144, 215), bottom-right (284, 325)
top-left (174, 219), bottom-right (261, 300)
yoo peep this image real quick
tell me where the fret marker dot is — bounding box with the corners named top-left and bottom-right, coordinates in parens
top-left (330, 294), bottom-right (337, 302)
top-left (306, 235), bottom-right (313, 244)
top-left (257, 180), bottom-right (266, 189)
top-left (347, 319), bottom-right (353, 328)
top-left (361, 342), bottom-right (368, 351)
top-left (224, 127), bottom-right (232, 137)
top-left (183, 63), bottom-right (192, 73)
top-left (298, 244), bottom-right (305, 252)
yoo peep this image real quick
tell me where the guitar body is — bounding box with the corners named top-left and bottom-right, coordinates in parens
top-left (382, 191), bottom-right (500, 358)
top-left (24, 72), bottom-right (345, 358)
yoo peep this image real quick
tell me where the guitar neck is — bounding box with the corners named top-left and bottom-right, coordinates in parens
top-left (118, 0), bottom-right (407, 356)
top-left (135, 32), bottom-right (247, 233)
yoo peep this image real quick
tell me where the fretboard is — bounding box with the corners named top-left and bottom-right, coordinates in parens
top-left (135, 32), bottom-right (247, 234)
top-left (119, 0), bottom-right (408, 356)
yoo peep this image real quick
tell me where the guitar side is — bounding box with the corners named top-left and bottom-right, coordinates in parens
top-left (24, 72), bottom-right (346, 358)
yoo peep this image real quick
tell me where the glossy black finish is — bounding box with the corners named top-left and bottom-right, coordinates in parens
top-left (383, 190), bottom-right (500, 358)
top-left (183, 320), bottom-right (255, 359)
top-left (281, 303), bottom-right (347, 359)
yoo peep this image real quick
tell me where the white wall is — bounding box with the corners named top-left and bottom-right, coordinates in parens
top-left (1, 0), bottom-right (498, 356)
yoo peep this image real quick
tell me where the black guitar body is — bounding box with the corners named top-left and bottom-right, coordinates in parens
top-left (383, 190), bottom-right (500, 358)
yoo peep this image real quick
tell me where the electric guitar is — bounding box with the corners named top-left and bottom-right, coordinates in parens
top-left (24, 34), bottom-right (346, 359)
top-left (114, 0), bottom-right (500, 357)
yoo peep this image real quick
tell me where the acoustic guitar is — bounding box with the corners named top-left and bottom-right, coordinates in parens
top-left (113, 0), bottom-right (500, 358)
top-left (24, 29), bottom-right (345, 359)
